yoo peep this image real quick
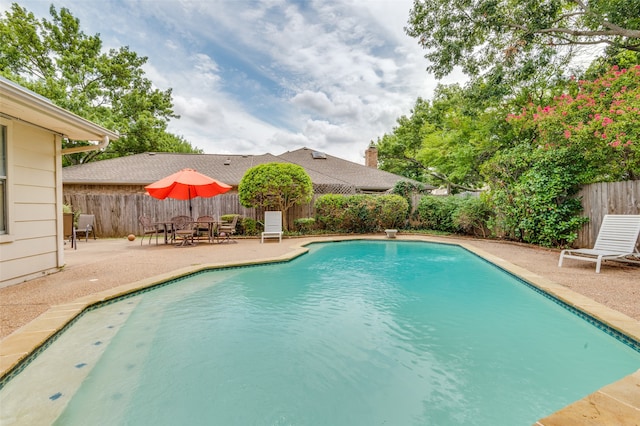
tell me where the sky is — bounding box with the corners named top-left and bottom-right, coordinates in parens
top-left (4, 0), bottom-right (467, 164)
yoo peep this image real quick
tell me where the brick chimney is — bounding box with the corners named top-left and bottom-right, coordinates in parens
top-left (365, 143), bottom-right (378, 168)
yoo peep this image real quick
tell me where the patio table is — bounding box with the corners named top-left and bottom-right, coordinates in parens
top-left (190, 220), bottom-right (218, 244)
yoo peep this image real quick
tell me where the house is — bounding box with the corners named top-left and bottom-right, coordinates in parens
top-left (62, 147), bottom-right (429, 236)
top-left (0, 77), bottom-right (119, 288)
top-left (62, 147), bottom-right (411, 193)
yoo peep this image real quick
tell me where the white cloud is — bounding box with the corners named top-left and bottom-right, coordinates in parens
top-left (7, 0), bottom-right (468, 164)
top-left (291, 91), bottom-right (334, 115)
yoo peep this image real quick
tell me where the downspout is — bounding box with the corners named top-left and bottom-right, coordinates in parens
top-left (61, 135), bottom-right (110, 155)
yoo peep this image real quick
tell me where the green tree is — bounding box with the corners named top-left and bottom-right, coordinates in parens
top-left (584, 49), bottom-right (640, 79)
top-left (238, 163), bottom-right (313, 230)
top-left (0, 3), bottom-right (201, 164)
top-left (374, 101), bottom-right (430, 182)
top-left (477, 64), bottom-right (640, 247)
top-left (377, 84), bottom-right (503, 192)
top-left (406, 0), bottom-right (640, 80)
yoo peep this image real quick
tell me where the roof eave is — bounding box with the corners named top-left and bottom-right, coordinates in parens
top-left (0, 78), bottom-right (120, 143)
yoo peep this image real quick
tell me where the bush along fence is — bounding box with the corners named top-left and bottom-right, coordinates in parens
top-left (63, 180), bottom-right (639, 249)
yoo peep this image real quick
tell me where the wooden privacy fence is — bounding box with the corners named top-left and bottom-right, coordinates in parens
top-left (65, 180), bottom-right (640, 245)
top-left (63, 191), bottom-right (321, 238)
top-left (575, 180), bottom-right (640, 247)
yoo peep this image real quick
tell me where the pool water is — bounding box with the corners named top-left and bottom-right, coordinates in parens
top-left (5, 241), bottom-right (640, 425)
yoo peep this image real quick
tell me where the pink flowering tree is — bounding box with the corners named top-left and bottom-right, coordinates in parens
top-left (483, 65), bottom-right (640, 246)
top-left (507, 65), bottom-right (640, 181)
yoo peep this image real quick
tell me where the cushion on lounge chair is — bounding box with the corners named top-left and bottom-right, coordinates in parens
top-left (558, 214), bottom-right (640, 273)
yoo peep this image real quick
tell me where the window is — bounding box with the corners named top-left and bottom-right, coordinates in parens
top-left (311, 151), bottom-right (326, 159)
top-left (0, 124), bottom-right (6, 234)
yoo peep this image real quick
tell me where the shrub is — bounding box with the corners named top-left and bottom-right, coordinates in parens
top-left (452, 196), bottom-right (493, 237)
top-left (415, 196), bottom-right (460, 232)
top-left (377, 194), bottom-right (409, 229)
top-left (315, 194), bottom-right (410, 233)
top-left (294, 218), bottom-right (316, 233)
top-left (414, 195), bottom-right (494, 235)
top-left (241, 217), bottom-right (260, 236)
top-left (483, 146), bottom-right (588, 247)
top-left (315, 194), bottom-right (348, 231)
top-left (341, 195), bottom-right (379, 233)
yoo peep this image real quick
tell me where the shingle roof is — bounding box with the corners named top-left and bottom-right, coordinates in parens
top-left (63, 152), bottom-right (282, 185)
top-left (62, 147), bottom-right (428, 191)
top-left (278, 147), bottom-right (413, 191)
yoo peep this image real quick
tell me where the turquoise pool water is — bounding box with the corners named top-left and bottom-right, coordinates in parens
top-left (4, 241), bottom-right (640, 425)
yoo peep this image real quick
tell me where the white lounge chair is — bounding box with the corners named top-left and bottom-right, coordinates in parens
top-left (261, 211), bottom-right (283, 243)
top-left (558, 214), bottom-right (640, 273)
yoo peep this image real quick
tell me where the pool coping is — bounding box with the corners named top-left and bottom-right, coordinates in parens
top-left (1, 235), bottom-right (639, 424)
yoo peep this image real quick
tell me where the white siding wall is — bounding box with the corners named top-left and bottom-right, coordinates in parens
top-left (0, 121), bottom-right (60, 287)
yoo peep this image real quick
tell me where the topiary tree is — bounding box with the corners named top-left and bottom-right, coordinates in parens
top-left (238, 163), bottom-right (313, 231)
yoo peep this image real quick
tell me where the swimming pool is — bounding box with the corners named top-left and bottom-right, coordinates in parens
top-left (2, 240), bottom-right (639, 425)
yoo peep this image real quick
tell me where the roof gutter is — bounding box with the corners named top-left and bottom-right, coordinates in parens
top-left (61, 135), bottom-right (110, 155)
top-left (1, 77), bottom-right (119, 150)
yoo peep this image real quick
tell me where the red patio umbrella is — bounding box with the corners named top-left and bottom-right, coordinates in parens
top-left (145, 168), bottom-right (232, 216)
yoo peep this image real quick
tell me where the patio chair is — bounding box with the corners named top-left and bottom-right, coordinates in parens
top-left (195, 215), bottom-right (216, 243)
top-left (558, 214), bottom-right (640, 273)
top-left (168, 215), bottom-right (190, 242)
top-left (139, 215), bottom-right (161, 245)
top-left (217, 215), bottom-right (239, 243)
top-left (171, 215), bottom-right (196, 246)
top-left (261, 211), bottom-right (283, 243)
top-left (75, 214), bottom-right (96, 242)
